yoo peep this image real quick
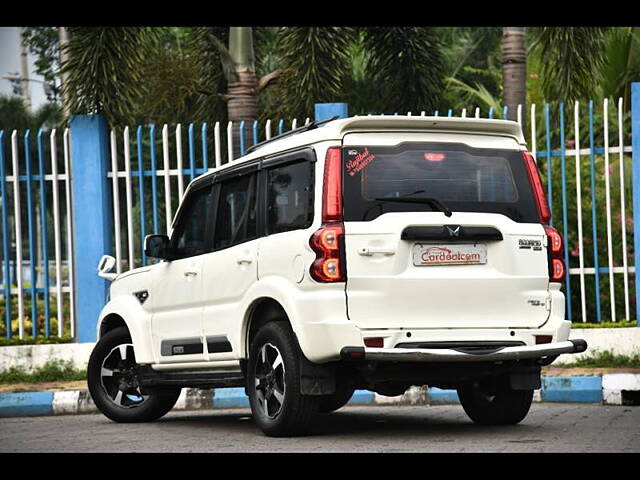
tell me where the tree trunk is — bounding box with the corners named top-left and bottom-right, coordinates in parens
top-left (19, 28), bottom-right (32, 111)
top-left (502, 27), bottom-right (526, 131)
top-left (58, 27), bottom-right (71, 119)
top-left (227, 70), bottom-right (258, 159)
top-left (227, 27), bottom-right (257, 160)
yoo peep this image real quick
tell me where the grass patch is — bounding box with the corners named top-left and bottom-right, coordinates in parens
top-left (0, 336), bottom-right (73, 347)
top-left (570, 350), bottom-right (640, 368)
top-left (0, 360), bottom-right (86, 385)
top-left (573, 321), bottom-right (638, 328)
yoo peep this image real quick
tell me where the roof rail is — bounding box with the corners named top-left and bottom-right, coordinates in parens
top-left (245, 116), bottom-right (339, 155)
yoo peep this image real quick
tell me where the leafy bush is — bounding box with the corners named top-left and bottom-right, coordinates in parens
top-left (570, 349), bottom-right (640, 368)
top-left (0, 359), bottom-right (85, 384)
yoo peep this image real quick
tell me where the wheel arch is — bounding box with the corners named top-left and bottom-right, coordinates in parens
top-left (97, 296), bottom-right (156, 364)
top-left (99, 313), bottom-right (128, 338)
top-left (243, 296), bottom-right (292, 357)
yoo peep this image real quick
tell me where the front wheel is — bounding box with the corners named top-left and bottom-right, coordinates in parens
top-left (457, 380), bottom-right (533, 426)
top-left (87, 327), bottom-right (181, 423)
top-left (247, 322), bottom-right (320, 437)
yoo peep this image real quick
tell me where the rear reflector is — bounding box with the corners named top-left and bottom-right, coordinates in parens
top-left (535, 335), bottom-right (553, 344)
top-left (364, 337), bottom-right (384, 348)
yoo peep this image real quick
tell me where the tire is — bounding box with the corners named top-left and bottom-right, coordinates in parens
top-left (87, 327), bottom-right (181, 423)
top-left (318, 381), bottom-right (355, 413)
top-left (247, 321), bottom-right (320, 437)
top-left (457, 379), bottom-right (533, 426)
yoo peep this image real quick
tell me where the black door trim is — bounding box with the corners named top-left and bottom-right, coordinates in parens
top-left (160, 337), bottom-right (204, 356)
top-left (206, 335), bottom-right (233, 354)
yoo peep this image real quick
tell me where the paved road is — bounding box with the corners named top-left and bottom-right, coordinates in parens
top-left (1, 404), bottom-right (638, 452)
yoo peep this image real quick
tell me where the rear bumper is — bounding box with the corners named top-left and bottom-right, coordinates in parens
top-left (341, 339), bottom-right (587, 363)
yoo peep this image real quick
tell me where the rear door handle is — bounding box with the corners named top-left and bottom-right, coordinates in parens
top-left (359, 247), bottom-right (396, 256)
top-left (184, 271), bottom-right (198, 277)
top-left (236, 258), bottom-right (253, 265)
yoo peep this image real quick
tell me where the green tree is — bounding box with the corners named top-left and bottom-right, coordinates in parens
top-left (60, 27), bottom-right (158, 126)
top-left (21, 27), bottom-right (61, 102)
top-left (0, 95), bottom-right (63, 132)
top-left (531, 27), bottom-right (609, 103)
top-left (598, 27), bottom-right (640, 110)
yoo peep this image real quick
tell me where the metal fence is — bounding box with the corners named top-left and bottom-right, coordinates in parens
top-left (0, 129), bottom-right (75, 340)
top-left (1, 95), bottom-right (639, 343)
top-left (106, 100), bottom-right (634, 325)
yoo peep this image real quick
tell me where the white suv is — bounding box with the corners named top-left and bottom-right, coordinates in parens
top-left (88, 116), bottom-right (587, 436)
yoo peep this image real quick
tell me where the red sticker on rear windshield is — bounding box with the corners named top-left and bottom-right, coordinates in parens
top-left (345, 147), bottom-right (375, 176)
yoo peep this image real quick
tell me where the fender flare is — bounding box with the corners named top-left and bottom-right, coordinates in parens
top-left (234, 276), bottom-right (358, 363)
top-left (97, 295), bottom-right (156, 364)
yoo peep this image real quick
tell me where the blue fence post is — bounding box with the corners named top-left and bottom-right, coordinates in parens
top-left (70, 115), bottom-right (113, 343)
top-left (631, 83), bottom-right (640, 326)
top-left (314, 103), bottom-right (349, 122)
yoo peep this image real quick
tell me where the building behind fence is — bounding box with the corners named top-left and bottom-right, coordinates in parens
top-left (2, 88), bottom-right (640, 344)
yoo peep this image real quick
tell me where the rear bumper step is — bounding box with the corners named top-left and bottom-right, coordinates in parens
top-left (341, 339), bottom-right (587, 363)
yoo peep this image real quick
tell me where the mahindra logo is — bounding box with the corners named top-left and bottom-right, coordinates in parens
top-left (445, 225), bottom-right (461, 237)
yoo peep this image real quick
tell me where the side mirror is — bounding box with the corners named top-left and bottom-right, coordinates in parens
top-left (144, 234), bottom-right (171, 260)
top-left (97, 254), bottom-right (117, 281)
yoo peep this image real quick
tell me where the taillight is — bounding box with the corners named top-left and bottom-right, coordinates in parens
top-left (322, 146), bottom-right (343, 223)
top-left (544, 225), bottom-right (565, 283)
top-left (310, 147), bottom-right (346, 282)
top-left (522, 151), bottom-right (551, 224)
top-left (424, 152), bottom-right (445, 162)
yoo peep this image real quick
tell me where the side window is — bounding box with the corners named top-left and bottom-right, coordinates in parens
top-left (214, 173), bottom-right (258, 250)
top-left (266, 161), bottom-right (313, 234)
top-left (171, 185), bottom-right (213, 259)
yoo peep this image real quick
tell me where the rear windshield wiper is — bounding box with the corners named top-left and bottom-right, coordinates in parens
top-left (373, 195), bottom-right (453, 217)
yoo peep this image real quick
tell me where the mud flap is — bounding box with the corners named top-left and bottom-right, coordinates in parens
top-left (299, 355), bottom-right (337, 395)
top-left (509, 363), bottom-right (541, 390)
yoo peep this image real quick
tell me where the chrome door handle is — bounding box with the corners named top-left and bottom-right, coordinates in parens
top-left (358, 247), bottom-right (396, 256)
top-left (236, 258), bottom-right (253, 265)
top-left (184, 271), bottom-right (198, 277)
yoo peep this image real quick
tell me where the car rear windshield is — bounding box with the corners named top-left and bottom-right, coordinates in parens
top-left (342, 142), bottom-right (540, 223)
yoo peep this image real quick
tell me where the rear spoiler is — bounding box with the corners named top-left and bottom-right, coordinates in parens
top-left (335, 116), bottom-right (527, 146)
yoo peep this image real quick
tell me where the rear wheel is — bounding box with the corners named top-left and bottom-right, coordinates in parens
top-left (87, 327), bottom-right (181, 423)
top-left (457, 379), bottom-right (533, 425)
top-left (247, 322), bottom-right (320, 436)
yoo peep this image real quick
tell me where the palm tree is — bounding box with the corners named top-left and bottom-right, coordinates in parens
top-left (501, 27), bottom-right (610, 122)
top-left (502, 27), bottom-right (526, 125)
top-left (59, 27), bottom-right (158, 126)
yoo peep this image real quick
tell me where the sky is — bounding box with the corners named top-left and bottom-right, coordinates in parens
top-left (0, 27), bottom-right (50, 112)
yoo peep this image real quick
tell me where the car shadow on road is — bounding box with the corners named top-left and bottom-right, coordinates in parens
top-left (158, 405), bottom-right (542, 439)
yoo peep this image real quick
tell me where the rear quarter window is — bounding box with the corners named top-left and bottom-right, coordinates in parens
top-left (342, 142), bottom-right (540, 223)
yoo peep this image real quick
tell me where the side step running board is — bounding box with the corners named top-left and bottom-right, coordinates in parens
top-left (135, 365), bottom-right (245, 390)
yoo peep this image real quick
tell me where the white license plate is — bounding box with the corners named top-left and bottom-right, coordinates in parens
top-left (412, 243), bottom-right (487, 266)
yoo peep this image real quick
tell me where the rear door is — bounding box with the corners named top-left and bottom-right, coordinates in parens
top-left (342, 132), bottom-right (551, 330)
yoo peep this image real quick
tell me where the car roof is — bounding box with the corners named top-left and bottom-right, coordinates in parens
top-left (193, 115), bottom-right (527, 184)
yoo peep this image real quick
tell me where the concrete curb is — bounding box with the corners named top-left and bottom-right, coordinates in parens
top-left (1, 373), bottom-right (638, 418)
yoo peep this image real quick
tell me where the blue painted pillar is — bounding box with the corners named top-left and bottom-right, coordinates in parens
top-left (631, 83), bottom-right (640, 326)
top-left (314, 103), bottom-right (349, 122)
top-left (70, 115), bottom-right (113, 342)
